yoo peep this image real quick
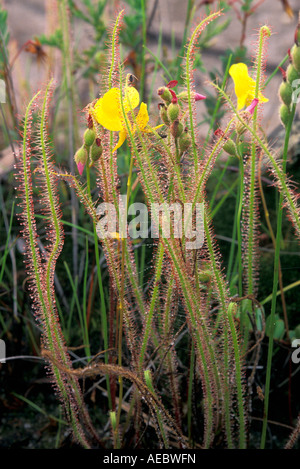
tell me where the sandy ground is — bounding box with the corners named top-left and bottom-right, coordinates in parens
top-left (1, 0), bottom-right (300, 150)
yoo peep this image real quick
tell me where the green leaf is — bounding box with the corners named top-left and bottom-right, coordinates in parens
top-left (0, 7), bottom-right (9, 46)
top-left (38, 29), bottom-right (63, 50)
top-left (265, 314), bottom-right (285, 340)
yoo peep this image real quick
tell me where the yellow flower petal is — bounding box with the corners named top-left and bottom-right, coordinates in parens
top-left (143, 124), bottom-right (164, 134)
top-left (94, 86), bottom-right (140, 131)
top-left (258, 90), bottom-right (269, 103)
top-left (123, 86), bottom-right (140, 114)
top-left (229, 63), bottom-right (268, 110)
top-left (112, 128), bottom-right (127, 153)
top-left (93, 84), bottom-right (162, 153)
top-left (110, 232), bottom-right (120, 240)
top-left (94, 88), bottom-right (123, 131)
top-left (229, 63), bottom-right (253, 110)
top-left (136, 102), bottom-right (149, 130)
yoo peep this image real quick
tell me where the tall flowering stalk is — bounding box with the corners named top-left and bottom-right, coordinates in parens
top-left (16, 82), bottom-right (99, 449)
top-left (212, 23), bottom-right (300, 450)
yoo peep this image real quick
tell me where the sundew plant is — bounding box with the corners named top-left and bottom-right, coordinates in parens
top-left (5, 5), bottom-right (300, 450)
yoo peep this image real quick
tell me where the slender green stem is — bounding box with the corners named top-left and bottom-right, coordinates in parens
top-left (144, 370), bottom-right (169, 448)
top-left (58, 0), bottom-right (79, 278)
top-left (139, 0), bottom-right (147, 101)
top-left (23, 89), bottom-right (91, 448)
top-left (264, 54), bottom-right (289, 88)
top-left (187, 342), bottom-right (195, 446)
top-left (212, 84), bottom-right (300, 237)
top-left (247, 25), bottom-right (270, 296)
top-left (260, 102), bottom-right (296, 449)
top-left (202, 54), bottom-right (232, 157)
top-left (237, 152), bottom-right (244, 297)
top-left (176, 0), bottom-right (194, 81)
top-left (228, 302), bottom-right (247, 449)
top-left (0, 200), bottom-right (15, 285)
top-left (115, 151), bottom-right (135, 445)
top-left (86, 149), bottom-right (112, 408)
top-left (185, 10), bottom-right (222, 168)
top-left (138, 242), bottom-right (164, 372)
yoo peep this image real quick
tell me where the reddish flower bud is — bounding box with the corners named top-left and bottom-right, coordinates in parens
top-left (177, 90), bottom-right (206, 103)
top-left (74, 146), bottom-right (88, 175)
top-left (245, 98), bottom-right (259, 115)
top-left (194, 92), bottom-right (206, 101)
top-left (77, 161), bottom-right (85, 175)
top-left (214, 128), bottom-right (225, 138)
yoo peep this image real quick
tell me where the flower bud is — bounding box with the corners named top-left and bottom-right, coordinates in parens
top-left (157, 86), bottom-right (172, 103)
top-left (167, 102), bottom-right (180, 122)
top-left (179, 128), bottom-right (191, 153)
top-left (91, 143), bottom-right (103, 163)
top-left (235, 120), bottom-right (247, 136)
top-left (177, 91), bottom-right (189, 102)
top-left (245, 98), bottom-right (259, 115)
top-left (87, 113), bottom-right (93, 129)
top-left (74, 145), bottom-right (88, 175)
top-left (170, 119), bottom-right (183, 138)
top-left (83, 128), bottom-right (96, 147)
top-left (90, 140), bottom-right (103, 162)
top-left (158, 103), bottom-right (170, 125)
top-left (194, 92), bottom-right (206, 101)
top-left (279, 103), bottom-right (291, 127)
top-left (177, 91), bottom-right (206, 103)
top-left (279, 81), bottom-right (293, 106)
top-left (291, 44), bottom-right (300, 73)
top-left (222, 139), bottom-right (238, 157)
top-left (286, 64), bottom-right (300, 85)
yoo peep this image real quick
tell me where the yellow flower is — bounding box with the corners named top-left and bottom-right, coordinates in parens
top-left (109, 232), bottom-right (120, 240)
top-left (93, 82), bottom-right (162, 152)
top-left (229, 63), bottom-right (268, 110)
